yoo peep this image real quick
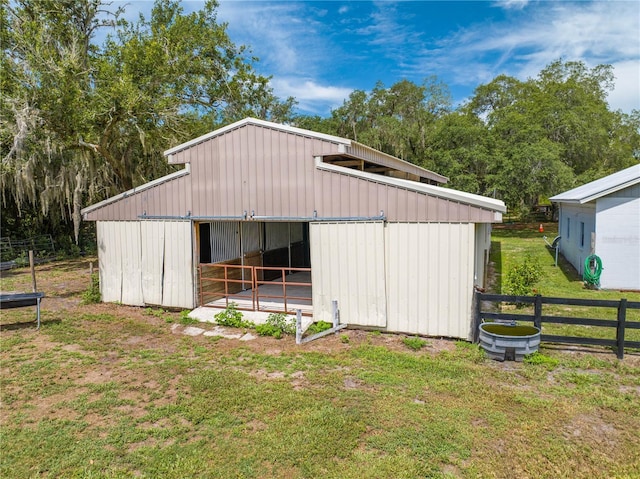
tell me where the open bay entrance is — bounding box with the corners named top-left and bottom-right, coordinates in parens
top-left (197, 221), bottom-right (312, 315)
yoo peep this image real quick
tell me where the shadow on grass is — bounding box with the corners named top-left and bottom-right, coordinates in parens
top-left (488, 241), bottom-right (502, 293)
top-left (544, 245), bottom-right (582, 283)
top-left (0, 318), bottom-right (61, 331)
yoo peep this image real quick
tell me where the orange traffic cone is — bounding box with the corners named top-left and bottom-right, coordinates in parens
top-left (539, 224), bottom-right (544, 233)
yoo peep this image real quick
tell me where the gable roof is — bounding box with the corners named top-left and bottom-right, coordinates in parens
top-left (165, 117), bottom-right (448, 185)
top-left (549, 164), bottom-right (640, 204)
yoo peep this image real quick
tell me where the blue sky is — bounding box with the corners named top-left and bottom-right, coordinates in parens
top-left (112, 0), bottom-right (639, 115)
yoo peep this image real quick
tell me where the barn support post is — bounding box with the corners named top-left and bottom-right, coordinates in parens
top-left (534, 295), bottom-right (543, 331)
top-left (616, 299), bottom-right (627, 360)
top-left (472, 290), bottom-right (482, 343)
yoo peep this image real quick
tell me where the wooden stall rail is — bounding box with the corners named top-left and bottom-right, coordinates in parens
top-left (198, 264), bottom-right (312, 315)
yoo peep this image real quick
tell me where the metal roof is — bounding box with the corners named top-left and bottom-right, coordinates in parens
top-left (164, 117), bottom-right (448, 185)
top-left (549, 164), bottom-right (640, 204)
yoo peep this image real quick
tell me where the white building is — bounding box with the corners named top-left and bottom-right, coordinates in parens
top-left (550, 164), bottom-right (640, 290)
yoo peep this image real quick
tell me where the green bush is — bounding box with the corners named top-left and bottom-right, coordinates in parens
top-left (82, 272), bottom-right (101, 304)
top-left (403, 336), bottom-right (427, 351)
top-left (505, 254), bottom-right (542, 297)
top-left (307, 321), bottom-right (332, 335)
top-left (214, 303), bottom-right (253, 328)
top-left (255, 313), bottom-right (295, 338)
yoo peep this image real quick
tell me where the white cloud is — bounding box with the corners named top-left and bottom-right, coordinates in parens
top-left (217, 1), bottom-right (329, 75)
top-left (406, 1), bottom-right (639, 111)
top-left (271, 78), bottom-right (353, 113)
top-left (607, 60), bottom-right (640, 112)
top-left (493, 0), bottom-right (530, 10)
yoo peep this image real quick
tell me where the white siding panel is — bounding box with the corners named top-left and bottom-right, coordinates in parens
top-left (558, 203), bottom-right (596, 275)
top-left (385, 223), bottom-right (475, 340)
top-left (596, 197), bottom-right (640, 290)
top-left (310, 222), bottom-right (386, 327)
top-left (97, 222), bottom-right (122, 303)
top-left (162, 221), bottom-right (195, 308)
top-left (141, 221), bottom-right (165, 305)
top-left (119, 222), bottom-right (144, 306)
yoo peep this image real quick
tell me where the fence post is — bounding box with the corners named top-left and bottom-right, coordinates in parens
top-left (472, 291), bottom-right (482, 343)
top-left (295, 309), bottom-right (302, 345)
top-left (616, 299), bottom-right (627, 360)
top-left (534, 294), bottom-right (542, 330)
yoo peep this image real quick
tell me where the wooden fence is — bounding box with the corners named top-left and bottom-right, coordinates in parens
top-left (473, 292), bottom-right (640, 359)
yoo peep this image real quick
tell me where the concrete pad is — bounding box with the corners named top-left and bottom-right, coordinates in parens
top-left (182, 326), bottom-right (205, 336)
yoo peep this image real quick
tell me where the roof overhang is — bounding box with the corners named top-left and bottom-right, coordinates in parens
top-left (80, 164), bottom-right (191, 219)
top-left (314, 157), bottom-right (506, 214)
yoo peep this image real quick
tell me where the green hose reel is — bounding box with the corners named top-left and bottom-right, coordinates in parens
top-left (583, 254), bottom-right (603, 287)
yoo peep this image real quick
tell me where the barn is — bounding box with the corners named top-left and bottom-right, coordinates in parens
top-left (550, 164), bottom-right (640, 290)
top-left (81, 118), bottom-right (506, 340)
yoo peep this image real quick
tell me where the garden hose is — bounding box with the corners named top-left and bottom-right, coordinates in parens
top-left (583, 254), bottom-right (603, 286)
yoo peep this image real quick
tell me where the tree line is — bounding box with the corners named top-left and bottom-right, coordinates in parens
top-left (2, 0), bottom-right (639, 251)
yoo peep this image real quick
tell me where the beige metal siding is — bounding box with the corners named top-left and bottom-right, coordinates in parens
top-left (97, 221), bottom-right (125, 303)
top-left (385, 223), bottom-right (475, 340)
top-left (161, 221), bottom-right (194, 308)
top-left (141, 221), bottom-right (165, 305)
top-left (83, 123), bottom-right (499, 223)
top-left (96, 221), bottom-right (194, 309)
top-left (310, 222), bottom-right (387, 327)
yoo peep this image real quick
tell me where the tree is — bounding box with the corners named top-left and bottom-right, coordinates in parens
top-left (318, 78), bottom-right (451, 165)
top-left (465, 60), bottom-right (639, 213)
top-left (1, 0), bottom-right (294, 243)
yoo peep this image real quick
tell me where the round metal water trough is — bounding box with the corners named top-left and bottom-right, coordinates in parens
top-left (479, 323), bottom-right (541, 361)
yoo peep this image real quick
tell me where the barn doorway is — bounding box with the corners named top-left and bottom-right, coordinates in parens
top-left (197, 221), bottom-right (312, 314)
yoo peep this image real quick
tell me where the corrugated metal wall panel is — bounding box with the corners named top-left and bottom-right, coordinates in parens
top-left (97, 222), bottom-right (122, 302)
top-left (290, 222), bottom-right (303, 243)
top-left (241, 221), bottom-right (262, 253)
top-left (97, 221), bottom-right (194, 309)
top-left (310, 222), bottom-right (387, 327)
top-left (96, 222), bottom-right (143, 305)
top-left (161, 221), bottom-right (194, 308)
top-left (385, 223), bottom-right (475, 340)
top-left (596, 196), bottom-right (640, 290)
top-left (120, 222), bottom-right (144, 306)
top-left (210, 222), bottom-right (240, 263)
top-left (265, 222), bottom-right (290, 250)
top-left (141, 221), bottom-right (165, 305)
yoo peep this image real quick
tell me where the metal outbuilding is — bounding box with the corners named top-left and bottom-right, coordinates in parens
top-left (550, 164), bottom-right (640, 290)
top-left (82, 118), bottom-right (506, 340)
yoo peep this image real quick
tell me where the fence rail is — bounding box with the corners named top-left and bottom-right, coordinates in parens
top-left (473, 292), bottom-right (640, 359)
top-left (198, 263), bottom-right (312, 315)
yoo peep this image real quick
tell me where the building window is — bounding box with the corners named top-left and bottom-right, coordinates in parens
top-left (580, 222), bottom-right (585, 248)
top-left (566, 217), bottom-right (570, 239)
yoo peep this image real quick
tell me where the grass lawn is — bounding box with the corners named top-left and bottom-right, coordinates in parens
top-left (489, 222), bottom-right (640, 344)
top-left (1, 240), bottom-right (640, 478)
